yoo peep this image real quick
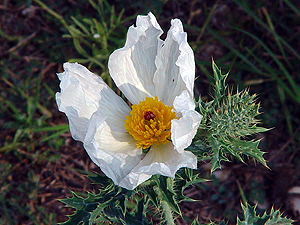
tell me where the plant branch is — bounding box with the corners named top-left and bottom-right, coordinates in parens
top-left (161, 200), bottom-right (175, 225)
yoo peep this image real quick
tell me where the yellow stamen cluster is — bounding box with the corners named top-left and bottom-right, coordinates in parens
top-left (124, 96), bottom-right (177, 149)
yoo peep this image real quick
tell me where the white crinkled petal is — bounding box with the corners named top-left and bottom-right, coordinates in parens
top-left (173, 90), bottom-right (195, 112)
top-left (84, 140), bottom-right (146, 190)
top-left (154, 18), bottom-right (195, 106)
top-left (83, 109), bottom-right (145, 190)
top-left (108, 12), bottom-right (163, 105)
top-left (132, 142), bottom-right (197, 178)
top-left (56, 62), bottom-right (130, 142)
top-left (171, 91), bottom-right (203, 152)
top-left (117, 142), bottom-right (197, 189)
top-left (85, 109), bottom-right (140, 155)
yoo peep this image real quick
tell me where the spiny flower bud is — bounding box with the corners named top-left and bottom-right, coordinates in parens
top-left (209, 90), bottom-right (261, 139)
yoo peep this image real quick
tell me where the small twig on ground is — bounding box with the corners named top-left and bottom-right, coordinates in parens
top-left (0, 31), bottom-right (38, 58)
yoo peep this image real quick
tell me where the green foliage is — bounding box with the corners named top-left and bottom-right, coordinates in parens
top-left (59, 179), bottom-right (146, 225)
top-left (155, 176), bottom-right (181, 216)
top-left (34, 0), bottom-right (133, 87)
top-left (59, 168), bottom-right (205, 225)
top-left (0, 59), bottom-right (67, 224)
top-left (63, 0), bottom-right (133, 85)
top-left (237, 203), bottom-right (294, 225)
top-left (174, 168), bottom-right (207, 203)
top-left (230, 0), bottom-right (300, 102)
top-left (195, 0), bottom-right (300, 105)
top-left (60, 173), bottom-right (150, 225)
top-left (192, 61), bottom-right (268, 172)
top-left (0, 62), bottom-right (68, 155)
top-left (191, 220), bottom-right (227, 225)
top-left (191, 202), bottom-right (293, 225)
top-left (192, 0), bottom-right (300, 142)
top-left (152, 168), bottom-right (205, 218)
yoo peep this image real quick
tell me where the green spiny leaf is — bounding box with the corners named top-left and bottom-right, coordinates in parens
top-left (174, 168), bottom-right (207, 202)
top-left (59, 192), bottom-right (93, 225)
top-left (193, 62), bottom-right (268, 170)
top-left (87, 172), bottom-right (114, 188)
top-left (203, 64), bottom-right (269, 170)
top-left (237, 203), bottom-right (257, 225)
top-left (59, 174), bottom-right (135, 225)
top-left (186, 141), bottom-right (213, 162)
top-left (156, 176), bottom-right (181, 215)
top-left (141, 185), bottom-right (159, 208)
top-left (59, 209), bottom-right (90, 225)
top-left (264, 207), bottom-right (294, 224)
top-left (89, 203), bottom-right (116, 225)
top-left (124, 197), bottom-right (151, 225)
top-left (228, 139), bottom-right (267, 167)
top-left (237, 203), bottom-right (293, 225)
top-left (212, 59), bottom-right (229, 105)
top-left (209, 90), bottom-right (265, 139)
top-left (210, 138), bottom-right (230, 172)
top-left (59, 191), bottom-right (86, 210)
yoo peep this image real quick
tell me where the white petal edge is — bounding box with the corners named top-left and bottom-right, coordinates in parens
top-left (154, 18), bottom-right (195, 106)
top-left (84, 139), bottom-right (146, 190)
top-left (171, 90), bottom-right (203, 152)
top-left (133, 142), bottom-right (197, 176)
top-left (108, 12), bottom-right (163, 105)
top-left (113, 142), bottom-right (197, 190)
top-left (56, 62), bottom-right (105, 141)
top-left (83, 108), bottom-right (145, 190)
top-left (85, 109), bottom-right (140, 155)
top-left (56, 62), bottom-right (131, 142)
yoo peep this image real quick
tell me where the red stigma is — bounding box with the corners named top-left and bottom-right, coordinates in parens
top-left (144, 111), bottom-right (156, 121)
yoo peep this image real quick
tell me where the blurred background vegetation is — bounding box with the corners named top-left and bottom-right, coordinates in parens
top-left (0, 0), bottom-right (300, 224)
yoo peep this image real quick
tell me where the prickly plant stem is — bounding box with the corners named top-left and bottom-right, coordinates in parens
top-left (161, 200), bottom-right (175, 225)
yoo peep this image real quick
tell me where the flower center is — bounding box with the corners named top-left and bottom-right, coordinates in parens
top-left (144, 111), bottom-right (156, 121)
top-left (124, 96), bottom-right (177, 149)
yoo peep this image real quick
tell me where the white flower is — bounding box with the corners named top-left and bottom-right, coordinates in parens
top-left (56, 12), bottom-right (202, 190)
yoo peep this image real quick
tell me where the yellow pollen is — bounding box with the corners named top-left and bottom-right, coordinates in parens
top-left (124, 96), bottom-right (178, 149)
